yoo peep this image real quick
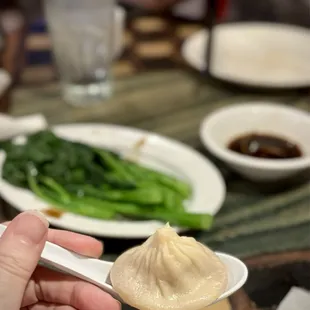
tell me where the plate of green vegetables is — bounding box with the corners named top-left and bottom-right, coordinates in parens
top-left (0, 124), bottom-right (225, 238)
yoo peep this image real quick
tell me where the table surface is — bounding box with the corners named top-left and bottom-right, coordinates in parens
top-left (5, 68), bottom-right (310, 260)
top-left (3, 69), bottom-right (309, 310)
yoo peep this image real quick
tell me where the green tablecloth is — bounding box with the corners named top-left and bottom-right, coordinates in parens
top-left (9, 69), bottom-right (310, 260)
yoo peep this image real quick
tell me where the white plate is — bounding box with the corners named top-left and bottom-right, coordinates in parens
top-left (182, 23), bottom-right (310, 88)
top-left (0, 124), bottom-right (226, 238)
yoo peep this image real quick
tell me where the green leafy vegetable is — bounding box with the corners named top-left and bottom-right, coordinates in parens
top-left (1, 130), bottom-right (213, 230)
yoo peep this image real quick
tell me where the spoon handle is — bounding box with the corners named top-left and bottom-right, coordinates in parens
top-left (0, 224), bottom-right (120, 301)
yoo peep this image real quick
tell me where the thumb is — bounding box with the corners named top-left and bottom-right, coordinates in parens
top-left (0, 210), bottom-right (49, 310)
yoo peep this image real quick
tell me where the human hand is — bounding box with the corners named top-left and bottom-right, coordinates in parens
top-left (0, 210), bottom-right (121, 310)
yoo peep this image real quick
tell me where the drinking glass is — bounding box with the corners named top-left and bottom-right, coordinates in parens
top-left (44, 0), bottom-right (115, 106)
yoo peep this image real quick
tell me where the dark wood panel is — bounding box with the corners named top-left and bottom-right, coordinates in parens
top-left (0, 8), bottom-right (26, 112)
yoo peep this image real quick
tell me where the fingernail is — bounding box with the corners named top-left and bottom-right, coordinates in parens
top-left (13, 210), bottom-right (49, 245)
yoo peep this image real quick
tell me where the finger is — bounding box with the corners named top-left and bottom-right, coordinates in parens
top-left (24, 303), bottom-right (76, 310)
top-left (47, 229), bottom-right (103, 258)
top-left (24, 266), bottom-right (121, 310)
top-left (0, 211), bottom-right (49, 310)
top-left (2, 222), bottom-right (104, 258)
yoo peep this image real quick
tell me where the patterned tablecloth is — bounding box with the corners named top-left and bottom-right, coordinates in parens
top-left (1, 69), bottom-right (308, 310)
top-left (5, 68), bottom-right (310, 260)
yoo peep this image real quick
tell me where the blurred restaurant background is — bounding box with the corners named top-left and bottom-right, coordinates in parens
top-left (0, 1), bottom-right (309, 310)
top-left (0, 0), bottom-right (310, 86)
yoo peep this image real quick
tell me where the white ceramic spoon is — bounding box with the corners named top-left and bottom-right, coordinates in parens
top-left (0, 223), bottom-right (248, 305)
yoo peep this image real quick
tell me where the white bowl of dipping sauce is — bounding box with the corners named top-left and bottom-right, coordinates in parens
top-left (200, 102), bottom-right (310, 182)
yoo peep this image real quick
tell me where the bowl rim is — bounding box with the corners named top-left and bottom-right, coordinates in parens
top-left (200, 102), bottom-right (310, 171)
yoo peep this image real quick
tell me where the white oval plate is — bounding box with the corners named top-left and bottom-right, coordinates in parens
top-left (0, 124), bottom-right (226, 238)
top-left (182, 23), bottom-right (310, 88)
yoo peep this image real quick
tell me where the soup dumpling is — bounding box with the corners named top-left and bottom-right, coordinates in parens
top-left (110, 224), bottom-right (227, 310)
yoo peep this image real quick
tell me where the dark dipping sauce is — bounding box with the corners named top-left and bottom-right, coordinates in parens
top-left (228, 133), bottom-right (302, 159)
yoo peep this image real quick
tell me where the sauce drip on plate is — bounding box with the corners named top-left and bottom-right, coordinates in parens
top-left (43, 208), bottom-right (65, 219)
